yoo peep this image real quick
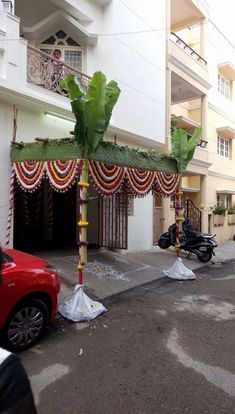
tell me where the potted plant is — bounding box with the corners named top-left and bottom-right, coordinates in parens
top-left (213, 204), bottom-right (226, 226)
top-left (227, 204), bottom-right (235, 225)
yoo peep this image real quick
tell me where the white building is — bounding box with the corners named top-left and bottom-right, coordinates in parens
top-left (0, 0), bottom-right (167, 251)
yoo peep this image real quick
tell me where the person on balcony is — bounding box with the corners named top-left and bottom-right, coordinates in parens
top-left (50, 49), bottom-right (65, 92)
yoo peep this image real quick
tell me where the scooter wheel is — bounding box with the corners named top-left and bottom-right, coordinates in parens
top-left (158, 239), bottom-right (171, 249)
top-left (197, 251), bottom-right (212, 263)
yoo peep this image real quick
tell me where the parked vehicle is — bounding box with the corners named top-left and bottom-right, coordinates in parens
top-left (158, 220), bottom-right (217, 263)
top-left (0, 248), bottom-right (60, 352)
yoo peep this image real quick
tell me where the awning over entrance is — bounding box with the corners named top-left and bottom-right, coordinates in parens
top-left (10, 140), bottom-right (179, 197)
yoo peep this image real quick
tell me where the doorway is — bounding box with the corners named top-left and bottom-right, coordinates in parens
top-left (153, 196), bottom-right (163, 245)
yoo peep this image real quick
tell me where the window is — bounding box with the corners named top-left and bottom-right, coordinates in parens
top-left (217, 195), bottom-right (230, 209)
top-left (64, 50), bottom-right (82, 70)
top-left (39, 31), bottom-right (83, 71)
top-left (218, 74), bottom-right (230, 99)
top-left (0, 252), bottom-right (13, 265)
top-left (217, 136), bottom-right (229, 158)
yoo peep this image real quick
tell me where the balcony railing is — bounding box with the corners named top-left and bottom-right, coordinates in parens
top-left (171, 32), bottom-right (207, 66)
top-left (27, 45), bottom-right (91, 96)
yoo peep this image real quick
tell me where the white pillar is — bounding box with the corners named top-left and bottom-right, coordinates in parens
top-left (201, 94), bottom-right (208, 142)
top-left (162, 197), bottom-right (172, 232)
top-left (200, 18), bottom-right (206, 60)
top-left (200, 175), bottom-right (208, 232)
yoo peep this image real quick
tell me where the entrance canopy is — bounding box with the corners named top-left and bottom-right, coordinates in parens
top-left (10, 139), bottom-right (179, 197)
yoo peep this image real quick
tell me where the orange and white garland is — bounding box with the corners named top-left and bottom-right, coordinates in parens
top-left (12, 159), bottom-right (179, 196)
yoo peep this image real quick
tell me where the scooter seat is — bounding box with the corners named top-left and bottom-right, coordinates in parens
top-left (193, 232), bottom-right (213, 238)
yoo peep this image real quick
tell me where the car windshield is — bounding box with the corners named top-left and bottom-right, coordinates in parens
top-left (1, 252), bottom-right (13, 265)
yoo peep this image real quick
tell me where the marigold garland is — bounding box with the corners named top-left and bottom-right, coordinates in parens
top-left (12, 160), bottom-right (179, 197)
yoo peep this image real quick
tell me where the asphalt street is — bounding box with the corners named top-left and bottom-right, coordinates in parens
top-left (21, 260), bottom-right (235, 414)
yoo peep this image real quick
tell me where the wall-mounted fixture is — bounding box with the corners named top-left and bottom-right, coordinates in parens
top-left (44, 112), bottom-right (75, 124)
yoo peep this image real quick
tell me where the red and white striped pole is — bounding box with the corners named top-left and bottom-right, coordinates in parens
top-left (5, 168), bottom-right (15, 248)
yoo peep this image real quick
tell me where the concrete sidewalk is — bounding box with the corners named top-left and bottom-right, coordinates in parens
top-left (38, 239), bottom-right (235, 301)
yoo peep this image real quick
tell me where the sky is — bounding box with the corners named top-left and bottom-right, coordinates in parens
top-left (210, 0), bottom-right (235, 44)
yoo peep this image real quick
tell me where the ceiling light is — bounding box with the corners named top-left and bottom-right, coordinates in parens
top-left (44, 112), bottom-right (75, 123)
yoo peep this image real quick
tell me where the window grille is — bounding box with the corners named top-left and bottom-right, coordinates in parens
top-left (217, 136), bottom-right (229, 158)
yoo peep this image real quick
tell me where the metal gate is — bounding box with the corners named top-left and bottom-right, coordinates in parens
top-left (182, 198), bottom-right (201, 231)
top-left (98, 192), bottom-right (128, 249)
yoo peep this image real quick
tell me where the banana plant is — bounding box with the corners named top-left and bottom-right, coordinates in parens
top-left (60, 72), bottom-right (121, 284)
top-left (171, 128), bottom-right (201, 257)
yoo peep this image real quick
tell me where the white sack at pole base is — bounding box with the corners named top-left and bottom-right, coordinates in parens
top-left (163, 258), bottom-right (196, 280)
top-left (58, 284), bottom-right (107, 322)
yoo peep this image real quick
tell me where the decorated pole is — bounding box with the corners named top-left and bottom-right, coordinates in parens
top-left (5, 168), bottom-right (15, 248)
top-left (163, 128), bottom-right (201, 280)
top-left (58, 71), bottom-right (121, 321)
top-left (77, 159), bottom-right (89, 285)
top-left (175, 176), bottom-right (183, 259)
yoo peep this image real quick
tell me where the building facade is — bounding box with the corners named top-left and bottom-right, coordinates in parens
top-left (0, 0), bottom-right (167, 251)
top-left (164, 0), bottom-right (235, 244)
top-left (1, 0), bottom-right (235, 252)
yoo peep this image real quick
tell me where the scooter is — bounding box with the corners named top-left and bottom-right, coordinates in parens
top-left (158, 219), bottom-right (217, 263)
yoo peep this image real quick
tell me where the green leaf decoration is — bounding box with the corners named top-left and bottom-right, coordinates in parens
top-left (171, 129), bottom-right (188, 173)
top-left (104, 80), bottom-right (120, 129)
top-left (171, 128), bottom-right (201, 173)
top-left (186, 128), bottom-right (201, 164)
top-left (85, 71), bottom-right (107, 153)
top-left (61, 71), bottom-right (121, 157)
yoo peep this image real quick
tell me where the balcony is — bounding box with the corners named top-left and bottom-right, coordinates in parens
top-left (169, 33), bottom-right (209, 96)
top-left (171, 32), bottom-right (207, 66)
top-left (27, 45), bottom-right (91, 96)
top-left (171, 0), bottom-right (207, 31)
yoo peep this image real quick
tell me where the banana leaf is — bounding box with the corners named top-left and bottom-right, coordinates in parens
top-left (60, 71), bottom-right (121, 157)
top-left (171, 129), bottom-right (189, 173)
top-left (171, 128), bottom-right (201, 173)
top-left (186, 128), bottom-right (201, 164)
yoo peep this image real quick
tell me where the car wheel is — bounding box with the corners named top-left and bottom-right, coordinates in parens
top-left (4, 298), bottom-right (49, 352)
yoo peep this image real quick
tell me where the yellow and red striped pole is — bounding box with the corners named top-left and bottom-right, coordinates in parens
top-left (5, 168), bottom-right (15, 248)
top-left (77, 159), bottom-right (89, 285)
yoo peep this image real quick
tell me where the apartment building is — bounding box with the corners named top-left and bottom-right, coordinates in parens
top-left (2, 0), bottom-right (233, 253)
top-left (163, 0), bottom-right (235, 243)
top-left (0, 0), bottom-right (168, 251)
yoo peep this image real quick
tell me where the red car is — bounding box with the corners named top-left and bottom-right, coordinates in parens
top-left (0, 248), bottom-right (60, 352)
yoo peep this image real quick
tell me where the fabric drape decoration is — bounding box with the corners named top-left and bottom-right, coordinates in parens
top-left (12, 159), bottom-right (179, 196)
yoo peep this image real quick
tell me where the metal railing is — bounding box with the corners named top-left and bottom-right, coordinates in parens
top-left (27, 45), bottom-right (91, 96)
top-left (171, 32), bottom-right (207, 66)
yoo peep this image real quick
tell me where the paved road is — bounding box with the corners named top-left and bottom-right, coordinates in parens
top-left (21, 260), bottom-right (235, 414)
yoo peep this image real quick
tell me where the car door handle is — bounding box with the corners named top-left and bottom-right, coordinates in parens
top-left (7, 283), bottom-right (16, 288)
